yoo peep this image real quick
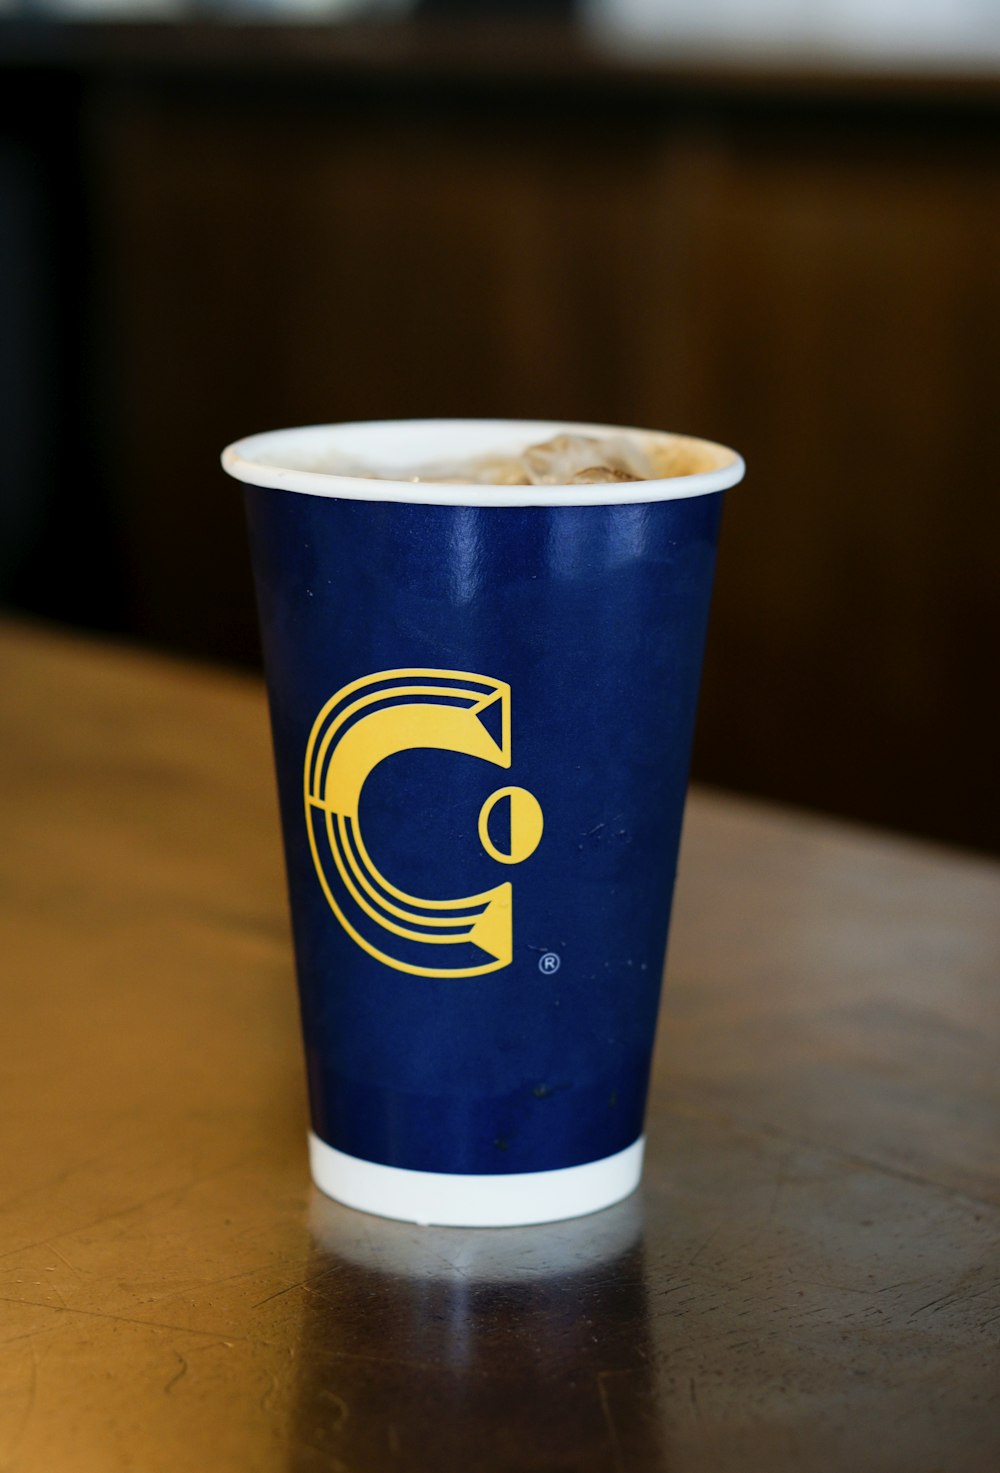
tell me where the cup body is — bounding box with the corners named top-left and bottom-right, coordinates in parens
top-left (224, 420), bottom-right (743, 1225)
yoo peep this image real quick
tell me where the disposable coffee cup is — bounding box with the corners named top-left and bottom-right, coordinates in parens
top-left (223, 419), bottom-right (744, 1227)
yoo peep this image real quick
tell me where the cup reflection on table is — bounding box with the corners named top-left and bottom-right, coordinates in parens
top-left (289, 1193), bottom-right (665, 1473)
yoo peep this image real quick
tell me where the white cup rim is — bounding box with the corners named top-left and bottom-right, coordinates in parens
top-left (221, 418), bottom-right (745, 508)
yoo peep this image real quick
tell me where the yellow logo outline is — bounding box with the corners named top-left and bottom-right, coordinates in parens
top-left (304, 668), bottom-right (542, 977)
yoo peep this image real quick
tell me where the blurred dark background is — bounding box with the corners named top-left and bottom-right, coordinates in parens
top-left (2, 5), bottom-right (999, 853)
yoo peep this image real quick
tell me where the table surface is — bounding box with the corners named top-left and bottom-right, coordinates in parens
top-left (1, 618), bottom-right (998, 1473)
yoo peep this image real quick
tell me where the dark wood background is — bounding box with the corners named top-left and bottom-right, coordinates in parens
top-left (2, 22), bottom-right (999, 853)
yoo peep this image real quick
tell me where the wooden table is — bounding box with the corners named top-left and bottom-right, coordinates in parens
top-left (1, 619), bottom-right (998, 1473)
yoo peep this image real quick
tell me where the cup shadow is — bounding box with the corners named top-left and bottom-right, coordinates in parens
top-left (288, 1191), bottom-right (668, 1473)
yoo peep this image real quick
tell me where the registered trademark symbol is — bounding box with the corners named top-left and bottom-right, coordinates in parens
top-left (538, 952), bottom-right (561, 975)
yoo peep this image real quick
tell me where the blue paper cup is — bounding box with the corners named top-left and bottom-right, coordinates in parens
top-left (223, 420), bottom-right (744, 1226)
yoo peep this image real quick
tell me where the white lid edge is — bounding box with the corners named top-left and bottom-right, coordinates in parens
top-left (309, 1132), bottom-right (645, 1227)
top-left (221, 419), bottom-right (745, 507)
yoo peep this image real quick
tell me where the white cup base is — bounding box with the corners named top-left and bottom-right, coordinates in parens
top-left (308, 1132), bottom-right (645, 1228)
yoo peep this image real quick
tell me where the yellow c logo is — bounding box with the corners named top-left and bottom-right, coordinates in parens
top-left (304, 669), bottom-right (543, 977)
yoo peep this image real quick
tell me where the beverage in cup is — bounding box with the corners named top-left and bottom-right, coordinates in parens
top-left (222, 420), bottom-right (744, 1226)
